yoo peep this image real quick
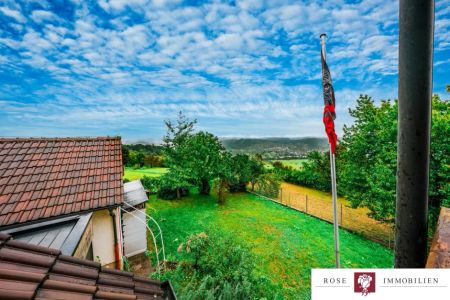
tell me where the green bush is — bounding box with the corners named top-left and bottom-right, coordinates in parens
top-left (140, 176), bottom-right (161, 194)
top-left (156, 231), bottom-right (281, 300)
top-left (157, 185), bottom-right (189, 200)
top-left (228, 181), bottom-right (247, 193)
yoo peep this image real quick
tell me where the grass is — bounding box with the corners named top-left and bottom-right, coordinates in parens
top-left (267, 159), bottom-right (310, 169)
top-left (279, 183), bottom-right (393, 246)
top-left (147, 192), bottom-right (393, 298)
top-left (124, 167), bottom-right (168, 181)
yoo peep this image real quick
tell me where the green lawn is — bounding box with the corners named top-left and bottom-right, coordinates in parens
top-left (148, 192), bottom-right (393, 298)
top-left (124, 167), bottom-right (168, 181)
top-left (269, 159), bottom-right (310, 169)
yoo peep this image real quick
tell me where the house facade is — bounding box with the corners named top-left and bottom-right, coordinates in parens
top-left (0, 137), bottom-right (126, 269)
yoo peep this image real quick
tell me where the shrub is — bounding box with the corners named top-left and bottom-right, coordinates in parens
top-left (157, 185), bottom-right (189, 200)
top-left (156, 231), bottom-right (280, 300)
top-left (228, 181), bottom-right (247, 193)
top-left (140, 176), bottom-right (161, 194)
top-left (254, 173), bottom-right (281, 199)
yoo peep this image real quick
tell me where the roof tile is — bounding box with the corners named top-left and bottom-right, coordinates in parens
top-left (0, 137), bottom-right (123, 227)
top-left (0, 234), bottom-right (171, 300)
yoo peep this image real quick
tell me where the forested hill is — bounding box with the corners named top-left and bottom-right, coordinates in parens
top-left (221, 137), bottom-right (328, 159)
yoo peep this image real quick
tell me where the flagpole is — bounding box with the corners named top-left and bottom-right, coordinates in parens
top-left (320, 33), bottom-right (340, 268)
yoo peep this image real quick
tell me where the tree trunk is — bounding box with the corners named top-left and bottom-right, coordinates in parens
top-left (176, 188), bottom-right (180, 199)
top-left (199, 179), bottom-right (211, 195)
top-left (218, 179), bottom-right (226, 205)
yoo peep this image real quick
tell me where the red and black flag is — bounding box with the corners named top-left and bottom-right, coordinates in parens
top-left (321, 49), bottom-right (337, 154)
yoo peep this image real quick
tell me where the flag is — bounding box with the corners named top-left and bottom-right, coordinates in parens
top-left (321, 50), bottom-right (337, 154)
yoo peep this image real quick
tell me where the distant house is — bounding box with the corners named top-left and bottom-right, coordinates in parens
top-left (0, 137), bottom-right (126, 269)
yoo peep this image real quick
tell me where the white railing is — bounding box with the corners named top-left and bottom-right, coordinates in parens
top-left (121, 201), bottom-right (166, 272)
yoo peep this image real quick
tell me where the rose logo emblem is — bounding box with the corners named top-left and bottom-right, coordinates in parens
top-left (357, 274), bottom-right (373, 296)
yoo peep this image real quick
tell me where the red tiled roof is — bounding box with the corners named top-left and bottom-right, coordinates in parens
top-left (0, 137), bottom-right (124, 227)
top-left (0, 232), bottom-right (170, 300)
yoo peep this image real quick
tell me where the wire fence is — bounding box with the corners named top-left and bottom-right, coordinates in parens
top-left (251, 185), bottom-right (394, 248)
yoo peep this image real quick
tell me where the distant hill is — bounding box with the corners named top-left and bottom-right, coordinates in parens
top-left (221, 137), bottom-right (328, 159)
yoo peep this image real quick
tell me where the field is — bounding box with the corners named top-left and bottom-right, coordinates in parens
top-left (124, 167), bottom-right (168, 181)
top-left (278, 183), bottom-right (393, 246)
top-left (270, 159), bottom-right (310, 169)
top-left (148, 192), bottom-right (393, 298)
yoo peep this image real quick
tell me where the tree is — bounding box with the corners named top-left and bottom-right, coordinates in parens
top-left (122, 145), bottom-right (130, 166)
top-left (446, 84), bottom-right (450, 93)
top-left (339, 94), bottom-right (449, 224)
top-left (163, 111), bottom-right (197, 167)
top-left (158, 171), bottom-right (191, 200)
top-left (213, 152), bottom-right (232, 204)
top-left (136, 152), bottom-right (145, 168)
top-left (339, 95), bottom-right (398, 222)
top-left (429, 95), bottom-right (450, 209)
top-left (144, 155), bottom-right (164, 167)
top-left (253, 173), bottom-right (281, 199)
top-left (179, 131), bottom-right (227, 195)
top-left (248, 157), bottom-right (264, 191)
top-left (162, 113), bottom-right (232, 201)
top-left (228, 154), bottom-right (252, 192)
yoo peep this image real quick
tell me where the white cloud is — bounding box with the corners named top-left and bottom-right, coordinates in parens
top-left (0, 0), bottom-right (448, 139)
top-left (0, 6), bottom-right (26, 23)
top-left (30, 10), bottom-right (63, 24)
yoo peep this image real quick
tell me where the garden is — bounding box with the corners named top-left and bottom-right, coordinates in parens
top-left (123, 95), bottom-right (448, 299)
top-left (147, 191), bottom-right (393, 299)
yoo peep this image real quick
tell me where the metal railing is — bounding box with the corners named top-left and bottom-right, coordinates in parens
top-left (121, 201), bottom-right (167, 272)
top-left (251, 187), bottom-right (394, 248)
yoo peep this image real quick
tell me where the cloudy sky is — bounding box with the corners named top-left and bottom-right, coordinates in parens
top-left (0, 0), bottom-right (449, 142)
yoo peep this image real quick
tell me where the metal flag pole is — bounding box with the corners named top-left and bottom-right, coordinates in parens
top-left (320, 33), bottom-right (340, 268)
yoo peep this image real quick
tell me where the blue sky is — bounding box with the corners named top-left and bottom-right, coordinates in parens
top-left (0, 0), bottom-right (449, 143)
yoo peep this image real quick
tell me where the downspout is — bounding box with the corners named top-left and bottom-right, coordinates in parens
top-left (109, 208), bottom-right (121, 270)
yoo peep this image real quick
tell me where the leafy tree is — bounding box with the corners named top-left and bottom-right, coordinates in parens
top-left (161, 112), bottom-right (198, 198)
top-left (213, 152), bottom-right (233, 204)
top-left (157, 172), bottom-right (191, 200)
top-left (279, 150), bottom-right (334, 192)
top-left (248, 157), bottom-right (264, 192)
top-left (339, 96), bottom-right (398, 222)
top-left (136, 152), bottom-right (145, 168)
top-left (122, 145), bottom-right (130, 166)
top-left (446, 84), bottom-right (450, 93)
top-left (271, 161), bottom-right (285, 169)
top-left (228, 154), bottom-right (253, 192)
top-left (144, 155), bottom-right (164, 167)
top-left (429, 95), bottom-right (450, 208)
top-left (339, 94), bottom-right (449, 224)
top-left (140, 176), bottom-right (160, 194)
top-left (254, 173), bottom-right (281, 199)
top-left (180, 131), bottom-right (228, 195)
top-left (162, 113), bottom-right (233, 201)
top-left (163, 111), bottom-right (197, 167)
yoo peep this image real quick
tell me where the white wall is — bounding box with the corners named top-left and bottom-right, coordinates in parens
top-left (92, 209), bottom-right (115, 266)
top-left (123, 208), bottom-right (147, 257)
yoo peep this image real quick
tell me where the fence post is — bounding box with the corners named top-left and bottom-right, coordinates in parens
top-left (305, 195), bottom-right (308, 213)
top-left (388, 227), bottom-right (391, 249)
